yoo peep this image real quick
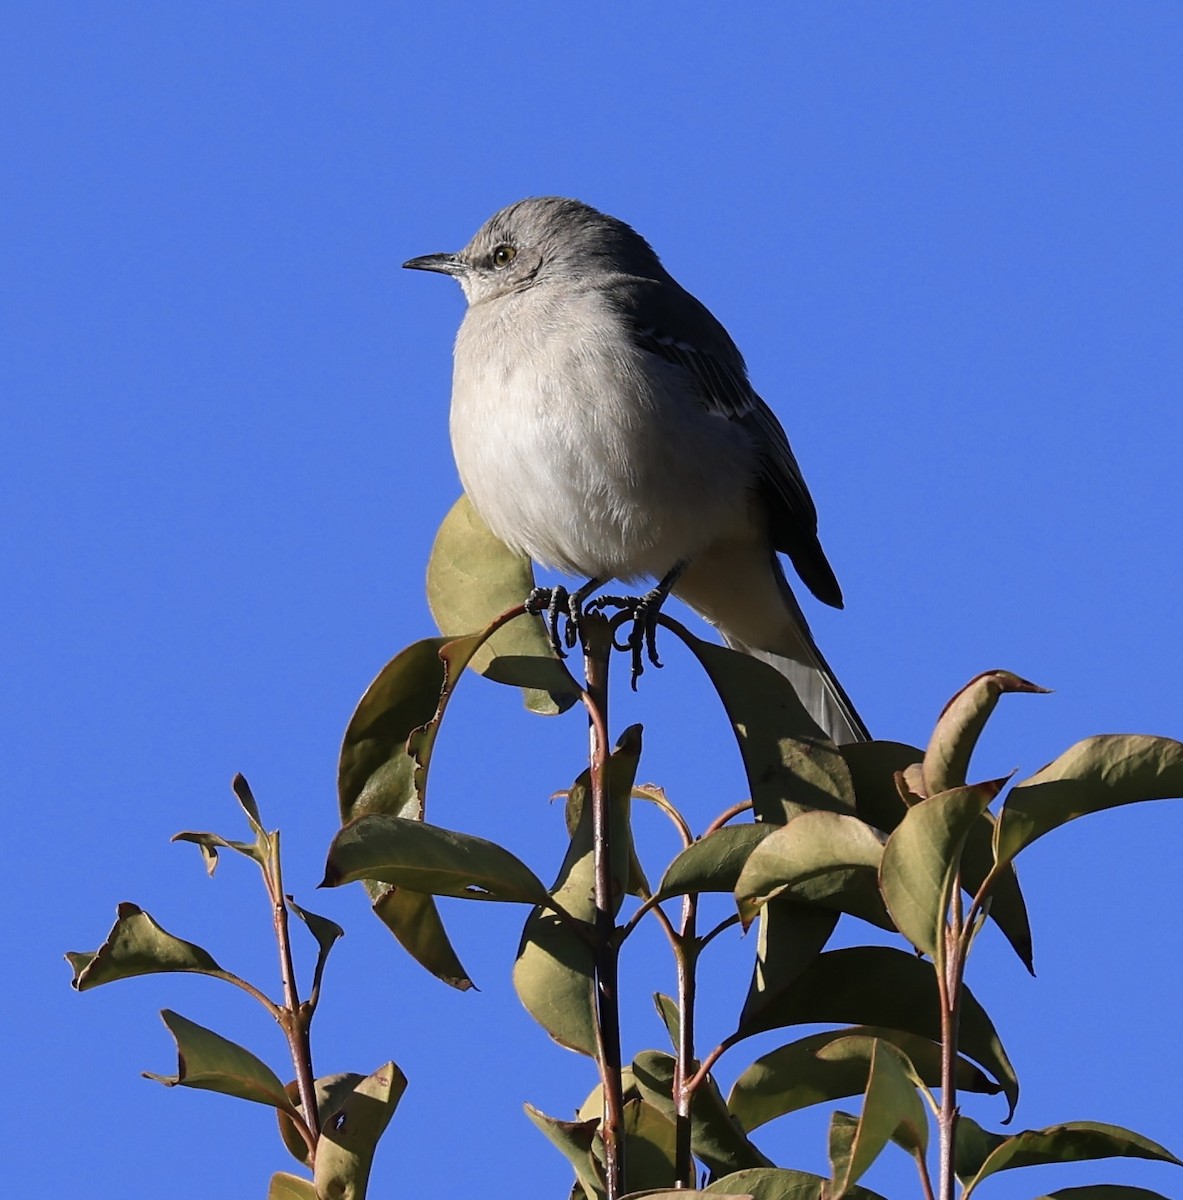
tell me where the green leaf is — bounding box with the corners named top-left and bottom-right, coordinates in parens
top-left (995, 735), bottom-right (1183, 867)
top-left (525, 1104), bottom-right (604, 1200)
top-left (285, 898), bottom-right (343, 978)
top-left (736, 945), bottom-right (1018, 1119)
top-left (828, 1041), bottom-right (928, 1198)
top-left (231, 772), bottom-right (266, 835)
top-left (739, 900), bottom-right (838, 1030)
top-left (312, 1061), bottom-right (406, 1200)
top-left (267, 1173), bottom-right (317, 1200)
top-left (171, 828), bottom-right (267, 875)
top-left (729, 1027), bottom-right (998, 1132)
top-left (323, 814), bottom-right (548, 903)
top-left (704, 1166), bottom-right (888, 1200)
top-left (514, 732), bottom-right (638, 1055)
top-left (734, 811), bottom-right (890, 930)
top-left (959, 810), bottom-right (1034, 974)
top-left (960, 1121), bottom-right (1181, 1199)
top-left (631, 1050), bottom-right (773, 1176)
top-left (653, 993), bottom-right (680, 1048)
top-left (68, 903), bottom-right (223, 989)
top-left (879, 780), bottom-right (1004, 960)
top-left (672, 624), bottom-right (856, 821)
top-left (277, 1073), bottom-right (366, 1166)
top-left (143, 1009), bottom-right (298, 1114)
top-left (371, 885), bottom-right (473, 990)
top-left (923, 671), bottom-right (1048, 794)
top-left (338, 636), bottom-right (451, 825)
top-left (839, 741), bottom-right (924, 834)
top-left (1035, 1189), bottom-right (1177, 1200)
top-left (427, 494), bottom-right (581, 714)
top-left (620, 1099), bottom-right (679, 1193)
top-left (654, 825), bottom-right (773, 902)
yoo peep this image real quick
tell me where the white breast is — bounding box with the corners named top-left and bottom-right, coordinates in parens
top-left (449, 285), bottom-right (756, 583)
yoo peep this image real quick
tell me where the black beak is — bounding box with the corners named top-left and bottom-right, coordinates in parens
top-left (402, 252), bottom-right (465, 276)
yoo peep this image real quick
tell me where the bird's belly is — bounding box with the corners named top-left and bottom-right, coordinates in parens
top-left (450, 357), bottom-right (753, 583)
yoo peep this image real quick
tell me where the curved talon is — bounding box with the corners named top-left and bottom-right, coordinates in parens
top-left (526, 586), bottom-right (570, 659)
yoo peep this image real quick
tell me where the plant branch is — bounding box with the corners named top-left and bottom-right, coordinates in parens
top-left (581, 614), bottom-right (626, 1200)
top-left (266, 832), bottom-right (321, 1155)
top-left (673, 894), bottom-right (699, 1187)
top-left (703, 799), bottom-right (754, 837)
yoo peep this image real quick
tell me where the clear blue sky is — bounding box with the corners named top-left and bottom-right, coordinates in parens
top-left (5, 6), bottom-right (1181, 1198)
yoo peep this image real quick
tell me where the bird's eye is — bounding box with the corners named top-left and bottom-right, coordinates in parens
top-left (491, 244), bottom-right (517, 269)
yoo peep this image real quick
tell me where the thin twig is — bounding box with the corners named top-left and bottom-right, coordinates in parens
top-left (267, 832), bottom-right (320, 1154)
top-left (581, 615), bottom-right (626, 1200)
top-left (703, 799), bottom-right (755, 838)
top-left (673, 894), bottom-right (698, 1187)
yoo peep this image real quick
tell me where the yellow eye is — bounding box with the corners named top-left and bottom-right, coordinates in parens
top-left (491, 244), bottom-right (517, 269)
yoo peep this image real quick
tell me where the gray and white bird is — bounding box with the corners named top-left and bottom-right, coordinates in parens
top-left (404, 197), bottom-right (868, 744)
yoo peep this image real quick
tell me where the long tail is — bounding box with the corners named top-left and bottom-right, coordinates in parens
top-left (672, 540), bottom-right (869, 745)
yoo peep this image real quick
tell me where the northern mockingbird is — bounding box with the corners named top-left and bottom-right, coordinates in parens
top-left (404, 197), bottom-right (868, 744)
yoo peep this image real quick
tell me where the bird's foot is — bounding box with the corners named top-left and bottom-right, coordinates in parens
top-left (589, 587), bottom-right (666, 688)
top-left (526, 585), bottom-right (571, 658)
top-left (526, 577), bottom-right (603, 658)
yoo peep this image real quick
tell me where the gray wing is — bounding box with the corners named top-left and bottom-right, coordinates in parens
top-left (620, 275), bottom-right (844, 608)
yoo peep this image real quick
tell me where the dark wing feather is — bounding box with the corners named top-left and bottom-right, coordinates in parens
top-left (623, 278), bottom-right (844, 608)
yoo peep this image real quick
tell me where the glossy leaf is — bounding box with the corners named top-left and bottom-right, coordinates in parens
top-left (68, 903), bottom-right (223, 989)
top-left (371, 885), bottom-right (473, 990)
top-left (267, 1174), bottom-right (317, 1200)
top-left (312, 1061), bottom-right (406, 1200)
top-left (959, 810), bottom-right (1034, 974)
top-left (620, 1099), bottom-right (679, 1193)
top-left (735, 945), bottom-right (1018, 1119)
top-left (735, 811), bottom-right (890, 930)
top-left (278, 1073), bottom-right (366, 1166)
top-left (923, 671), bottom-right (1048, 794)
top-left (631, 1050), bottom-right (773, 1176)
top-left (231, 772), bottom-right (266, 834)
top-left (739, 900), bottom-right (838, 1030)
top-left (829, 1041), bottom-right (927, 1198)
top-left (1035, 1189), bottom-right (1176, 1200)
top-left (995, 735), bottom-right (1183, 867)
top-left (879, 780), bottom-right (1004, 960)
top-left (172, 828), bottom-right (267, 875)
top-left (143, 1009), bottom-right (298, 1114)
top-left (655, 825), bottom-right (773, 902)
top-left (514, 733), bottom-right (637, 1054)
top-left (427, 494), bottom-right (581, 713)
top-left (670, 623), bottom-right (856, 821)
top-left (960, 1121), bottom-right (1181, 1198)
top-left (525, 1104), bottom-right (604, 1200)
top-left (729, 1027), bottom-right (998, 1132)
top-left (704, 1166), bottom-right (888, 1200)
top-left (839, 741), bottom-right (923, 834)
top-left (323, 814), bottom-right (547, 903)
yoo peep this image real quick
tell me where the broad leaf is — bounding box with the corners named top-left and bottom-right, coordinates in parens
top-left (525, 1104), bottom-right (604, 1200)
top-left (427, 494), bottom-right (581, 713)
top-left (68, 903), bottom-right (223, 989)
top-left (655, 825), bottom-right (773, 902)
top-left (143, 1009), bottom-right (298, 1114)
top-left (734, 811), bottom-right (889, 930)
top-left (960, 1121), bottom-right (1181, 1198)
top-left (631, 1050), bottom-right (773, 1176)
top-left (312, 1062), bottom-right (406, 1200)
top-left (739, 900), bottom-right (838, 1030)
top-left (729, 1027), bottom-right (997, 1132)
top-left (670, 623), bottom-right (856, 821)
top-left (619, 1099), bottom-right (680, 1193)
top-left (514, 733), bottom-right (637, 1054)
top-left (923, 671), bottom-right (1047, 794)
top-left (1035, 1190), bottom-right (1176, 1200)
top-left (372, 885), bottom-right (473, 990)
top-left (278, 1073), bottom-right (366, 1166)
top-left (267, 1174), bottom-right (317, 1200)
top-left (704, 1166), bottom-right (889, 1200)
top-left (959, 809), bottom-right (1034, 974)
top-left (995, 735), bottom-right (1183, 867)
top-left (839, 741), bottom-right (923, 834)
top-left (735, 945), bottom-right (1018, 1119)
top-left (829, 1041), bottom-right (928, 1199)
top-left (879, 780), bottom-right (1004, 960)
top-left (323, 814), bottom-right (547, 903)
top-left (172, 828), bottom-right (267, 874)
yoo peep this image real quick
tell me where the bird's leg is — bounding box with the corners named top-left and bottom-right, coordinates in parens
top-left (526, 577), bottom-right (603, 657)
top-left (590, 561), bottom-right (687, 688)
